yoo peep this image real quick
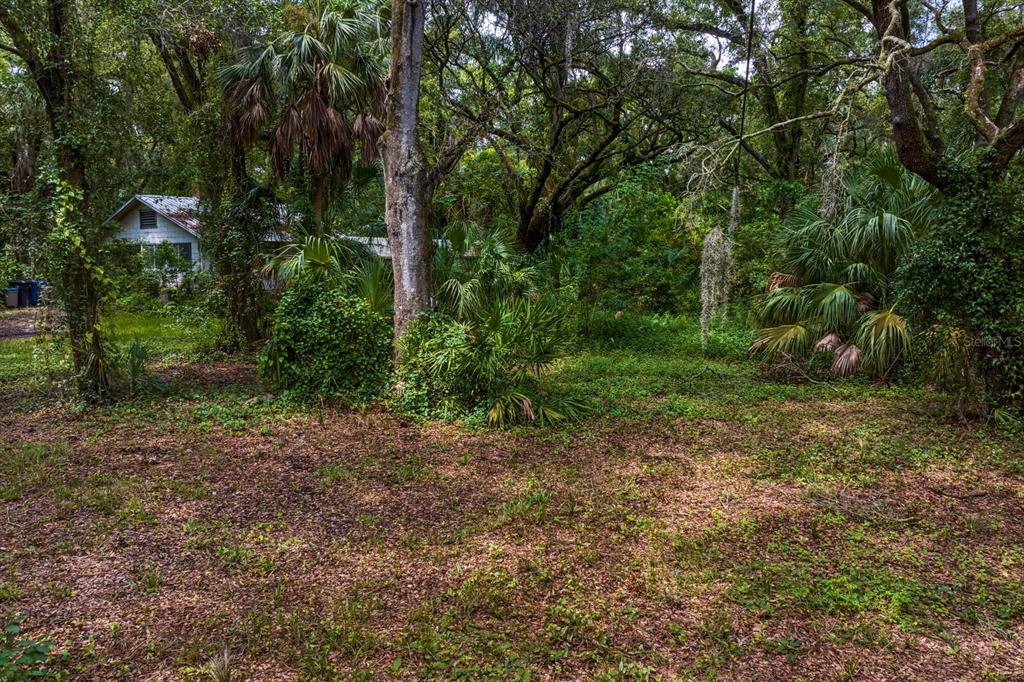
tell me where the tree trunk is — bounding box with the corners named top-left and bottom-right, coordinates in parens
top-left (382, 0), bottom-right (432, 350)
top-left (63, 252), bottom-right (107, 397)
top-left (517, 205), bottom-right (561, 253)
top-left (311, 174), bottom-right (326, 228)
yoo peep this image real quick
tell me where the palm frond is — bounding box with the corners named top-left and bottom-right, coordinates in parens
top-left (807, 282), bottom-right (859, 332)
top-left (264, 235), bottom-right (358, 283)
top-left (346, 256), bottom-right (393, 315)
top-left (813, 331), bottom-right (842, 354)
top-left (847, 209), bottom-right (912, 275)
top-left (855, 308), bottom-right (910, 379)
top-left (749, 323), bottom-right (811, 357)
top-left (767, 272), bottom-right (797, 290)
top-left (831, 343), bottom-right (861, 378)
top-left (757, 286), bottom-right (809, 326)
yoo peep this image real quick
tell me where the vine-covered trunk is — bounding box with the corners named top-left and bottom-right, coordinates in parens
top-left (223, 263), bottom-right (262, 347)
top-left (382, 0), bottom-right (432, 350)
top-left (56, 123), bottom-right (109, 398)
top-left (63, 249), bottom-right (108, 397)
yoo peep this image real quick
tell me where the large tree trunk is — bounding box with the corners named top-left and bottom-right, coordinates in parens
top-left (517, 204), bottom-right (562, 253)
top-left (57, 148), bottom-right (109, 397)
top-left (382, 0), bottom-right (432, 349)
top-left (63, 253), bottom-right (107, 396)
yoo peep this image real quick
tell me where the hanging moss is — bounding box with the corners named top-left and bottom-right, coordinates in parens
top-left (700, 187), bottom-right (738, 347)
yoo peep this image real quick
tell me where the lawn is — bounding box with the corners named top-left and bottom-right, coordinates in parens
top-left (1, 312), bottom-right (1022, 680)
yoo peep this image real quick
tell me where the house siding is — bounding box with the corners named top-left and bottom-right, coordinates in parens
top-left (113, 206), bottom-right (205, 269)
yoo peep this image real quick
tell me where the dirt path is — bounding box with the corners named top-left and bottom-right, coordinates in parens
top-left (0, 308), bottom-right (37, 339)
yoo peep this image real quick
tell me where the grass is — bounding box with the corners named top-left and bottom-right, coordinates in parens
top-left (1, 443), bottom-right (66, 502)
top-left (1, 310), bottom-right (1023, 679)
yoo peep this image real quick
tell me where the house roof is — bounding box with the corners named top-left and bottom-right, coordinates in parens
top-left (108, 194), bottom-right (300, 239)
top-left (108, 195), bottom-right (202, 236)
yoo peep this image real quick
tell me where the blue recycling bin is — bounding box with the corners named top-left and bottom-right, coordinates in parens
top-left (8, 280), bottom-right (44, 306)
top-left (28, 280), bottom-right (44, 306)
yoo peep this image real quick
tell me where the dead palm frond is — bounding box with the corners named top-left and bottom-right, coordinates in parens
top-left (813, 331), bottom-right (842, 354)
top-left (831, 343), bottom-right (861, 378)
top-left (767, 271), bottom-right (797, 290)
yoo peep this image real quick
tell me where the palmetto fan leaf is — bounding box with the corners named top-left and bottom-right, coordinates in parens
top-left (841, 261), bottom-right (888, 293)
top-left (855, 308), bottom-right (910, 379)
top-left (847, 208), bottom-right (912, 275)
top-left (778, 206), bottom-right (848, 283)
top-left (265, 235), bottom-right (362, 283)
top-left (749, 323), bottom-right (811, 357)
top-left (346, 256), bottom-right (393, 316)
top-left (757, 286), bottom-right (808, 326)
top-left (807, 282), bottom-right (859, 332)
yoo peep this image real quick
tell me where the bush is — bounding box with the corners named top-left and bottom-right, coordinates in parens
top-left (395, 300), bottom-right (585, 426)
top-left (897, 161), bottom-right (1024, 409)
top-left (103, 239), bottom-right (160, 311)
top-left (749, 152), bottom-right (934, 381)
top-left (258, 278), bottom-right (392, 403)
top-left (0, 244), bottom-right (29, 283)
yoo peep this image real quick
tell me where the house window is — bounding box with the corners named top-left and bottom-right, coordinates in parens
top-left (140, 242), bottom-right (193, 268)
top-left (173, 242), bottom-right (193, 264)
top-left (139, 209), bottom-right (157, 230)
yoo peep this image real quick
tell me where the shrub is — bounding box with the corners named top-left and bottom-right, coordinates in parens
top-left (394, 300), bottom-right (585, 426)
top-left (0, 244), bottom-right (29, 283)
top-left (395, 224), bottom-right (584, 426)
top-left (897, 162), bottom-right (1024, 409)
top-left (259, 278), bottom-right (391, 403)
top-left (556, 168), bottom-right (693, 313)
top-left (750, 151), bottom-right (936, 381)
top-left (108, 336), bottom-right (158, 398)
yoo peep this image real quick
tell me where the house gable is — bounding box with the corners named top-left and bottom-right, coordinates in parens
top-left (110, 201), bottom-right (201, 267)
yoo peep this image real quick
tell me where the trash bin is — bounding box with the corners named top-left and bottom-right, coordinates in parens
top-left (28, 280), bottom-right (44, 306)
top-left (10, 280), bottom-right (31, 307)
top-left (3, 288), bottom-right (17, 308)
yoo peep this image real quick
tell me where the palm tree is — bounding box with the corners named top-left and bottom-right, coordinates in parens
top-left (751, 150), bottom-right (939, 380)
top-left (219, 0), bottom-right (388, 227)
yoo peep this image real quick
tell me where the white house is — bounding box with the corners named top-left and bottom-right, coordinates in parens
top-left (107, 194), bottom-right (445, 274)
top-left (108, 195), bottom-right (207, 270)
